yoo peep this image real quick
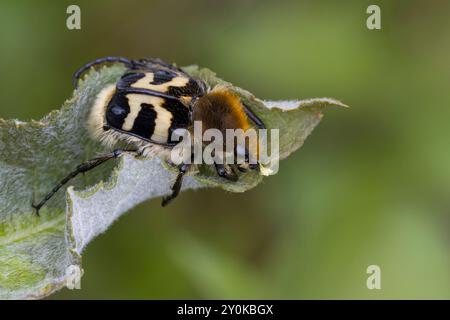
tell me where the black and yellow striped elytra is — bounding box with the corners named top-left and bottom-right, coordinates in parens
top-left (105, 64), bottom-right (205, 146)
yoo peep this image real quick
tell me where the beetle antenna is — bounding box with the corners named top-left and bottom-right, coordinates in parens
top-left (72, 56), bottom-right (135, 88)
top-left (242, 103), bottom-right (266, 129)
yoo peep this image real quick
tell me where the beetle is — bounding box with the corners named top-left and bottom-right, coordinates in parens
top-left (32, 57), bottom-right (266, 214)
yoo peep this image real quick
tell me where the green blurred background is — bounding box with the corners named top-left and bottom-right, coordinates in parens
top-left (0, 0), bottom-right (449, 299)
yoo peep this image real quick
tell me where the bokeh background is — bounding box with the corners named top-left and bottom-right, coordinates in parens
top-left (0, 0), bottom-right (449, 299)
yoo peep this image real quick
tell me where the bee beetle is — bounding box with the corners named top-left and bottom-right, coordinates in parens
top-left (32, 57), bottom-right (266, 214)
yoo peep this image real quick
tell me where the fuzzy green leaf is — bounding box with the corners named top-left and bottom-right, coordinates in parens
top-left (0, 64), bottom-right (346, 299)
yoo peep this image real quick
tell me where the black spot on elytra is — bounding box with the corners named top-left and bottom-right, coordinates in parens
top-left (131, 103), bottom-right (157, 140)
top-left (167, 78), bottom-right (204, 98)
top-left (162, 99), bottom-right (190, 143)
top-left (150, 69), bottom-right (177, 85)
top-left (105, 93), bottom-right (130, 129)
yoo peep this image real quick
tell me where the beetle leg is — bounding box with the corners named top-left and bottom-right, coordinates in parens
top-left (32, 148), bottom-right (138, 215)
top-left (161, 163), bottom-right (190, 206)
top-left (242, 103), bottom-right (266, 129)
top-left (72, 56), bottom-right (154, 88)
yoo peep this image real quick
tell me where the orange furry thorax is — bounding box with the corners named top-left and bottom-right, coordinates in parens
top-left (192, 89), bottom-right (250, 133)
